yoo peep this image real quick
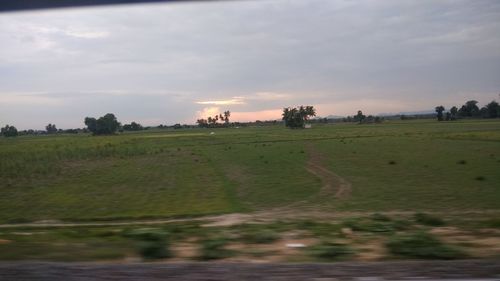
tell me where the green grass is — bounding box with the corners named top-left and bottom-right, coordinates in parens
top-left (1, 119), bottom-right (500, 223)
top-left (198, 237), bottom-right (235, 260)
top-left (386, 231), bottom-right (466, 260)
top-left (309, 241), bottom-right (354, 261)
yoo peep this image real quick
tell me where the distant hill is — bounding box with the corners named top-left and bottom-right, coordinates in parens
top-left (378, 110), bottom-right (434, 116)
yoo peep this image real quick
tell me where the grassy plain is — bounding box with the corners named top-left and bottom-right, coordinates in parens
top-left (1, 119), bottom-right (500, 223)
top-left (1, 119), bottom-right (500, 261)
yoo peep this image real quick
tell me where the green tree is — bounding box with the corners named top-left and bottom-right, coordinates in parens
top-left (458, 100), bottom-right (480, 117)
top-left (450, 106), bottom-right (458, 120)
top-left (123, 121), bottom-right (143, 131)
top-left (84, 113), bottom-right (120, 135)
top-left (353, 110), bottom-right (366, 123)
top-left (84, 117), bottom-right (97, 133)
top-left (282, 105), bottom-right (316, 128)
top-left (45, 123), bottom-right (58, 134)
top-left (445, 112), bottom-right (451, 121)
top-left (435, 105), bottom-right (445, 121)
top-left (223, 110), bottom-right (231, 125)
top-left (196, 119), bottom-right (208, 128)
top-left (483, 100), bottom-right (499, 118)
top-left (1, 125), bottom-right (18, 137)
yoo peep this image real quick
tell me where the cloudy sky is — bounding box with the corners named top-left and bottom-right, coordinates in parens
top-left (1, 0), bottom-right (500, 129)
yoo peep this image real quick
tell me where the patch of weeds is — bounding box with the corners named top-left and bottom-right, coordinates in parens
top-left (342, 218), bottom-right (395, 233)
top-left (392, 219), bottom-right (413, 231)
top-left (386, 231), bottom-right (465, 260)
top-left (414, 213), bottom-right (445, 226)
top-left (300, 150), bottom-right (305, 153)
top-left (162, 222), bottom-right (204, 240)
top-left (198, 237), bottom-right (234, 260)
top-left (457, 160), bottom-right (467, 165)
top-left (296, 220), bottom-right (341, 237)
top-left (370, 213), bottom-right (391, 222)
top-left (309, 241), bottom-right (354, 261)
top-left (477, 218), bottom-right (500, 229)
top-left (388, 160), bottom-right (396, 165)
top-left (475, 176), bottom-right (485, 181)
top-left (122, 228), bottom-right (171, 260)
top-left (241, 229), bottom-right (280, 244)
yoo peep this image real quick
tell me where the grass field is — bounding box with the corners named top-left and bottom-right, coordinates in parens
top-left (1, 119), bottom-right (500, 224)
top-left (1, 119), bottom-right (500, 261)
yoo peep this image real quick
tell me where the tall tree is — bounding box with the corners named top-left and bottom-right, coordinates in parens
top-left (223, 110), bottom-right (231, 124)
top-left (282, 105), bottom-right (316, 128)
top-left (84, 113), bottom-right (120, 135)
top-left (450, 106), bottom-right (458, 120)
top-left (458, 100), bottom-right (480, 117)
top-left (46, 123), bottom-right (58, 134)
top-left (435, 105), bottom-right (445, 121)
top-left (484, 100), bottom-right (499, 118)
top-left (353, 110), bottom-right (366, 123)
top-left (123, 121), bottom-right (143, 131)
top-left (1, 125), bottom-right (18, 137)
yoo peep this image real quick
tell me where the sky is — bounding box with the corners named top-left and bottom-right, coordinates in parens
top-left (1, 0), bottom-right (500, 129)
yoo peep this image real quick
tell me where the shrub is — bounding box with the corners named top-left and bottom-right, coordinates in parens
top-left (241, 229), bottom-right (280, 244)
top-left (122, 228), bottom-right (171, 260)
top-left (309, 242), bottom-right (354, 260)
top-left (475, 176), bottom-right (485, 181)
top-left (386, 232), bottom-right (465, 259)
top-left (457, 160), bottom-right (467, 165)
top-left (198, 238), bottom-right (234, 260)
top-left (388, 160), bottom-right (396, 165)
top-left (371, 213), bottom-right (391, 222)
top-left (414, 213), bottom-right (445, 226)
top-left (478, 218), bottom-right (500, 229)
top-left (343, 218), bottom-right (395, 233)
top-left (392, 219), bottom-right (413, 231)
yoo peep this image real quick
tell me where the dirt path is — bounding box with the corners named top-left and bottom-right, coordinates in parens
top-left (2, 209), bottom-right (500, 229)
top-left (305, 143), bottom-right (352, 199)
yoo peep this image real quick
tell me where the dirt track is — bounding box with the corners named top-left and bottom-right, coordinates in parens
top-left (305, 143), bottom-right (352, 199)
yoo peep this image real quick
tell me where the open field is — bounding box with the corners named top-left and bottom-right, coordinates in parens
top-left (1, 119), bottom-right (500, 262)
top-left (1, 119), bottom-right (499, 223)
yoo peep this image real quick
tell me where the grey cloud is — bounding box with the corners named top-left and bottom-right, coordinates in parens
top-left (1, 0), bottom-right (500, 129)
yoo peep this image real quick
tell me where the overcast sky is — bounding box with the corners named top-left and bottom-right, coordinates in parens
top-left (1, 0), bottom-right (500, 129)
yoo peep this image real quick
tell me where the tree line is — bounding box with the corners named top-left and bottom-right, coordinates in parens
top-left (2, 99), bottom-right (499, 137)
top-left (435, 100), bottom-right (499, 121)
top-left (196, 110), bottom-right (231, 128)
top-left (342, 110), bottom-right (383, 124)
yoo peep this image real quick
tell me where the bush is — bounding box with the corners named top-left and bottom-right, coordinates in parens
top-left (478, 218), bottom-right (500, 229)
top-left (475, 176), bottom-right (486, 181)
top-left (122, 228), bottom-right (171, 260)
top-left (241, 229), bottom-right (280, 244)
top-left (387, 232), bottom-right (465, 259)
top-left (198, 238), bottom-right (234, 260)
top-left (309, 242), bottom-right (354, 260)
top-left (414, 213), bottom-right (445, 226)
top-left (371, 213), bottom-right (391, 222)
top-left (392, 219), bottom-right (413, 231)
top-left (343, 218), bottom-right (395, 233)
